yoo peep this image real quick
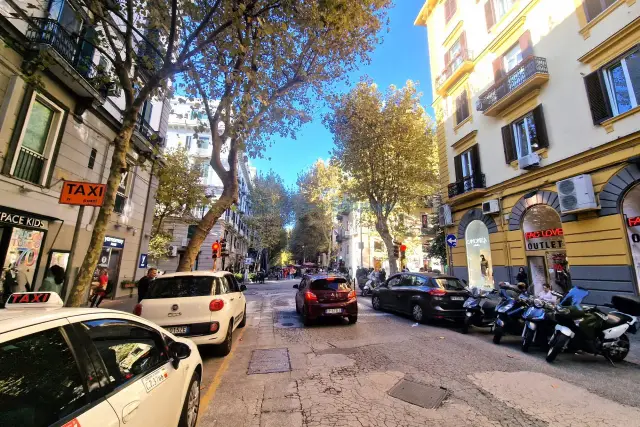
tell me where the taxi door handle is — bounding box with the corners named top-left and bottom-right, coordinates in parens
top-left (230, 298), bottom-right (235, 301)
top-left (122, 400), bottom-right (140, 423)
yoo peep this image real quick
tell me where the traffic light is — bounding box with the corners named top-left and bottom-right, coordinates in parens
top-left (400, 244), bottom-right (407, 260)
top-left (212, 240), bottom-right (220, 258)
top-left (220, 238), bottom-right (228, 257)
top-left (393, 243), bottom-right (400, 258)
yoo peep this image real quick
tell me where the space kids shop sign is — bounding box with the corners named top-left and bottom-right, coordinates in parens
top-left (525, 227), bottom-right (564, 251)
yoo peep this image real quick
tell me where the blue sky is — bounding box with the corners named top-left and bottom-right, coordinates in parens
top-left (251, 1), bottom-right (433, 188)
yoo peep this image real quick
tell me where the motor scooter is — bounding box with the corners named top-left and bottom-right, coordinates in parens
top-left (362, 278), bottom-right (379, 296)
top-left (546, 288), bottom-right (640, 364)
top-left (520, 292), bottom-right (563, 352)
top-left (461, 287), bottom-right (500, 334)
top-left (493, 284), bottom-right (531, 344)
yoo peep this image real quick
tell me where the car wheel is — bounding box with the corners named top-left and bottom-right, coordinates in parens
top-left (302, 305), bottom-right (312, 326)
top-left (238, 306), bottom-right (247, 328)
top-left (412, 304), bottom-right (424, 323)
top-left (295, 299), bottom-right (301, 314)
top-left (348, 315), bottom-right (358, 324)
top-left (178, 370), bottom-right (201, 427)
top-left (217, 320), bottom-right (233, 356)
top-left (372, 296), bottom-right (382, 311)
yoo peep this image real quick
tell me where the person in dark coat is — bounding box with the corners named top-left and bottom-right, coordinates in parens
top-left (137, 268), bottom-right (157, 303)
top-left (516, 267), bottom-right (528, 284)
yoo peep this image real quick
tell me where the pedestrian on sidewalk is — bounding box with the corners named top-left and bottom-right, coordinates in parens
top-left (39, 265), bottom-right (65, 295)
top-left (516, 267), bottom-right (528, 284)
top-left (137, 268), bottom-right (157, 303)
top-left (90, 269), bottom-right (108, 307)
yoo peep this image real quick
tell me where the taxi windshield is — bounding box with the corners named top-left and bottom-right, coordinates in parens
top-left (146, 276), bottom-right (215, 298)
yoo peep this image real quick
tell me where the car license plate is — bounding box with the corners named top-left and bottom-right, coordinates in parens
top-left (325, 308), bottom-right (343, 314)
top-left (451, 296), bottom-right (465, 301)
top-left (142, 367), bottom-right (168, 392)
top-left (166, 326), bottom-right (188, 335)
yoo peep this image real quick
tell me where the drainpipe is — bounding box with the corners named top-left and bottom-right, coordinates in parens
top-left (133, 157), bottom-right (156, 281)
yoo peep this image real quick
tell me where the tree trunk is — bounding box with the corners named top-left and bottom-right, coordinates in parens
top-left (177, 185), bottom-right (237, 271)
top-left (374, 215), bottom-right (398, 275)
top-left (66, 109), bottom-right (139, 307)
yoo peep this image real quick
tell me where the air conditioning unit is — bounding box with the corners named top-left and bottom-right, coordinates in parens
top-left (482, 199), bottom-right (500, 215)
top-left (519, 152), bottom-right (541, 170)
top-left (181, 237), bottom-right (188, 247)
top-left (439, 204), bottom-right (453, 226)
top-left (168, 245), bottom-right (178, 257)
top-left (556, 174), bottom-right (597, 213)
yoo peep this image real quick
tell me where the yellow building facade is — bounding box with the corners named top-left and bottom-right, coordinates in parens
top-left (416, 0), bottom-right (640, 303)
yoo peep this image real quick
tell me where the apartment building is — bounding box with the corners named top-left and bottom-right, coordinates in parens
top-left (335, 203), bottom-right (442, 273)
top-left (416, 0), bottom-right (640, 303)
top-left (157, 99), bottom-right (255, 273)
top-left (0, 0), bottom-right (168, 301)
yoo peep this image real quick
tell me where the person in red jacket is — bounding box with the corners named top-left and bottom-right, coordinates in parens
top-left (90, 269), bottom-right (108, 307)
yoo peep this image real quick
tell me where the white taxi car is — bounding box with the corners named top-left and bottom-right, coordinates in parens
top-left (135, 271), bottom-right (247, 355)
top-left (0, 292), bottom-right (203, 427)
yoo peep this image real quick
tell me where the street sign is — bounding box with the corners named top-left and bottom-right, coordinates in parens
top-left (59, 181), bottom-right (106, 206)
top-left (446, 234), bottom-right (458, 248)
top-left (139, 254), bottom-right (148, 269)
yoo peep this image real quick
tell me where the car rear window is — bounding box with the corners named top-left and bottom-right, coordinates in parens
top-left (146, 276), bottom-right (215, 298)
top-left (310, 278), bottom-right (350, 291)
top-left (434, 278), bottom-right (466, 291)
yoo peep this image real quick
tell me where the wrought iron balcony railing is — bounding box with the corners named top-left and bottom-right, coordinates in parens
top-left (13, 147), bottom-right (45, 185)
top-left (448, 173), bottom-right (486, 198)
top-left (476, 56), bottom-right (548, 112)
top-left (436, 49), bottom-right (474, 88)
top-left (136, 115), bottom-right (163, 147)
top-left (26, 18), bottom-right (111, 94)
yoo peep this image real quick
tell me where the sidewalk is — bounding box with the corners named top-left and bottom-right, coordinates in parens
top-left (100, 295), bottom-right (137, 313)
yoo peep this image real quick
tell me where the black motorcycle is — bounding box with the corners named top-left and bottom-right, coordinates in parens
top-left (546, 289), bottom-right (640, 364)
top-left (493, 285), bottom-right (531, 344)
top-left (461, 288), bottom-right (500, 334)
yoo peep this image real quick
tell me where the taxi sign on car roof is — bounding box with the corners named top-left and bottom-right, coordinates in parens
top-left (5, 292), bottom-right (64, 309)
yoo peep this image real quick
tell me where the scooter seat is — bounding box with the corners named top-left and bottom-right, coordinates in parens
top-left (482, 298), bottom-right (499, 310)
top-left (604, 313), bottom-right (632, 328)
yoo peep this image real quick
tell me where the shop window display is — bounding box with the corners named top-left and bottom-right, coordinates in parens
top-left (464, 220), bottom-right (493, 289)
top-left (623, 184), bottom-right (640, 292)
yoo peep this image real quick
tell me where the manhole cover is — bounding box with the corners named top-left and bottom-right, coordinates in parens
top-left (388, 380), bottom-right (447, 409)
top-left (248, 348), bottom-right (291, 374)
top-left (282, 322), bottom-right (294, 326)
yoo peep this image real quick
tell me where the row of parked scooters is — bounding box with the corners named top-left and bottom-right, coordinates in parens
top-left (462, 283), bottom-right (640, 364)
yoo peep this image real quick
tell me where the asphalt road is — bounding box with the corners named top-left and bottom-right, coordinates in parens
top-left (104, 280), bottom-right (640, 427)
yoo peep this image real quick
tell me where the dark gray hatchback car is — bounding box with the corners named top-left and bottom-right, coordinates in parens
top-left (371, 273), bottom-right (469, 323)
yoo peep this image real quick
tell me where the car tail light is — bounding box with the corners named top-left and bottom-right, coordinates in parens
top-left (304, 291), bottom-right (318, 302)
top-left (427, 288), bottom-right (447, 296)
top-left (210, 322), bottom-right (220, 333)
top-left (133, 304), bottom-right (142, 316)
top-left (209, 299), bottom-right (225, 311)
top-left (348, 290), bottom-right (356, 299)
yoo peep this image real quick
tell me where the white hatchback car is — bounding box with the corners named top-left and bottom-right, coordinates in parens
top-left (135, 271), bottom-right (247, 355)
top-left (0, 291), bottom-right (203, 427)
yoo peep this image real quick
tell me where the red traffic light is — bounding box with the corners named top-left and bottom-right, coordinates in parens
top-left (400, 244), bottom-right (407, 252)
top-left (212, 242), bottom-right (220, 252)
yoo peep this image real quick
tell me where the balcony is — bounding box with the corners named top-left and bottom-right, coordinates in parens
top-left (25, 18), bottom-right (113, 101)
top-left (13, 147), bottom-right (45, 185)
top-left (132, 115), bottom-right (164, 151)
top-left (476, 56), bottom-right (549, 117)
top-left (436, 50), bottom-right (474, 96)
top-left (448, 173), bottom-right (487, 202)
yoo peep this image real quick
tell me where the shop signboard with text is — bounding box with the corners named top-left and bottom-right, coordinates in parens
top-left (59, 181), bottom-right (107, 206)
top-left (524, 227), bottom-right (565, 251)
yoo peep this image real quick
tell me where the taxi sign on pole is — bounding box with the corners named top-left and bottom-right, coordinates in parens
top-left (59, 181), bottom-right (106, 206)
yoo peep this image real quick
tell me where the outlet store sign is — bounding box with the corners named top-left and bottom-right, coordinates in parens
top-left (525, 227), bottom-right (564, 251)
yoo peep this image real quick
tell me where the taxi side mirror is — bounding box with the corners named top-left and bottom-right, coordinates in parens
top-left (169, 341), bottom-right (191, 369)
top-left (240, 284), bottom-right (247, 292)
top-left (293, 284), bottom-right (299, 289)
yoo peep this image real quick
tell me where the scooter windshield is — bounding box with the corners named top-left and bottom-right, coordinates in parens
top-left (559, 286), bottom-right (589, 307)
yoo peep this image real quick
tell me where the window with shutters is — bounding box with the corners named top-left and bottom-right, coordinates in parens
top-left (484, 0), bottom-right (515, 31)
top-left (455, 90), bottom-right (470, 125)
top-left (583, 0), bottom-right (616, 23)
top-left (584, 47), bottom-right (640, 125)
top-left (444, 0), bottom-right (457, 24)
top-left (501, 105), bottom-right (549, 164)
top-left (114, 163), bottom-right (133, 214)
top-left (450, 145), bottom-right (484, 197)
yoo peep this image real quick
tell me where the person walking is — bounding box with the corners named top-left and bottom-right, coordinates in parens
top-left (39, 265), bottom-right (65, 295)
top-left (90, 269), bottom-right (109, 307)
top-left (137, 268), bottom-right (157, 303)
top-left (516, 267), bottom-right (528, 284)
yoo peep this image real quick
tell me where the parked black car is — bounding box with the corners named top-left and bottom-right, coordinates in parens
top-left (371, 273), bottom-right (469, 323)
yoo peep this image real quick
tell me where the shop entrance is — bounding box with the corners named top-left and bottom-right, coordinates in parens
top-left (464, 220), bottom-right (493, 290)
top-left (522, 204), bottom-right (568, 295)
top-left (622, 183), bottom-right (640, 292)
top-left (92, 236), bottom-right (125, 301)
